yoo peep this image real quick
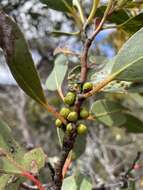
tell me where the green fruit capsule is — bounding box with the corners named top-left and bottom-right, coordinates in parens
top-left (82, 82), bottom-right (93, 92)
top-left (67, 111), bottom-right (78, 122)
top-left (55, 119), bottom-right (62, 128)
top-left (80, 108), bottom-right (89, 119)
top-left (77, 124), bottom-right (87, 135)
top-left (66, 123), bottom-right (73, 133)
top-left (64, 92), bottom-right (76, 106)
top-left (60, 107), bottom-right (70, 118)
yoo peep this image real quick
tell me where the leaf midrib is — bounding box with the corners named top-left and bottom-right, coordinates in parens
top-left (94, 109), bottom-right (122, 118)
top-left (11, 64), bottom-right (46, 105)
top-left (111, 55), bottom-right (143, 79)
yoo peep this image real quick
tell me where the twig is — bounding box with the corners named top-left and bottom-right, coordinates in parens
top-left (92, 152), bottom-right (142, 190)
top-left (124, 151), bottom-right (141, 178)
top-left (53, 130), bottom-right (77, 190)
top-left (80, 0), bottom-right (113, 83)
top-left (62, 157), bottom-right (72, 178)
top-left (41, 102), bottom-right (67, 125)
top-left (82, 75), bottom-right (114, 98)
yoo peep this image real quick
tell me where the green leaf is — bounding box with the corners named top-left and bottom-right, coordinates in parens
top-left (128, 93), bottom-right (143, 107)
top-left (46, 55), bottom-right (68, 91)
top-left (90, 58), bottom-right (114, 84)
top-left (91, 99), bottom-right (126, 127)
top-left (51, 30), bottom-right (80, 37)
top-left (120, 13), bottom-right (143, 34)
top-left (0, 121), bottom-right (46, 178)
top-left (0, 175), bottom-right (12, 190)
top-left (117, 0), bottom-right (133, 8)
top-left (0, 121), bottom-right (25, 188)
top-left (122, 114), bottom-right (143, 133)
top-left (22, 148), bottom-right (46, 174)
top-left (125, 2), bottom-right (143, 8)
top-left (76, 174), bottom-right (92, 190)
top-left (62, 176), bottom-right (77, 190)
top-left (90, 58), bottom-right (130, 93)
top-left (39, 0), bottom-right (73, 12)
top-left (96, 6), bottom-right (129, 25)
top-left (5, 179), bottom-right (22, 190)
top-left (73, 134), bottom-right (87, 159)
top-left (130, 181), bottom-right (136, 190)
top-left (101, 80), bottom-right (131, 93)
top-left (111, 27), bottom-right (143, 82)
top-left (128, 83), bottom-right (143, 93)
top-left (0, 11), bottom-right (46, 105)
top-left (0, 120), bottom-right (25, 173)
top-left (0, 175), bottom-right (25, 190)
top-left (0, 175), bottom-right (23, 190)
top-left (62, 175), bottom-right (92, 190)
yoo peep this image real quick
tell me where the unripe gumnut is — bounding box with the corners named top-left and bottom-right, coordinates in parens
top-left (80, 108), bottom-right (89, 119)
top-left (64, 92), bottom-right (76, 106)
top-left (82, 82), bottom-right (93, 92)
top-left (60, 107), bottom-right (70, 118)
top-left (55, 119), bottom-right (62, 128)
top-left (77, 124), bottom-right (87, 135)
top-left (66, 123), bottom-right (73, 133)
top-left (67, 111), bottom-right (78, 122)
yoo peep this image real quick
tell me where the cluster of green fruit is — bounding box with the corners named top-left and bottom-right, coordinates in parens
top-left (55, 106), bottom-right (89, 135)
top-left (55, 82), bottom-right (93, 135)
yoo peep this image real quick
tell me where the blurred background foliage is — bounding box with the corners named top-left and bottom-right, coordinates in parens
top-left (1, 0), bottom-right (143, 189)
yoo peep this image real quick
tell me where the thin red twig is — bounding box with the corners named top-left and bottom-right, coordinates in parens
top-left (21, 172), bottom-right (46, 190)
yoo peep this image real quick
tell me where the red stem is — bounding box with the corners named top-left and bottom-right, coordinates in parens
top-left (134, 163), bottom-right (143, 170)
top-left (62, 158), bottom-right (72, 178)
top-left (21, 172), bottom-right (46, 190)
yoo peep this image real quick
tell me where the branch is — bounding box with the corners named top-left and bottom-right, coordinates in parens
top-left (52, 2), bottom-right (113, 190)
top-left (124, 151), bottom-right (141, 178)
top-left (80, 0), bottom-right (113, 83)
top-left (92, 152), bottom-right (141, 190)
top-left (53, 130), bottom-right (77, 190)
top-left (41, 102), bottom-right (67, 125)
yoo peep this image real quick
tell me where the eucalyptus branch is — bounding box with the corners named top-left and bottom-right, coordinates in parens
top-left (80, 0), bottom-right (113, 83)
top-left (52, 1), bottom-right (113, 190)
top-left (87, 0), bottom-right (113, 42)
top-left (53, 129), bottom-right (77, 190)
top-left (1, 1), bottom-right (143, 190)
